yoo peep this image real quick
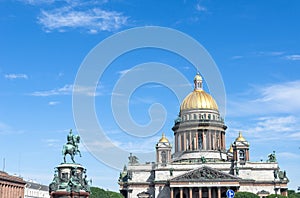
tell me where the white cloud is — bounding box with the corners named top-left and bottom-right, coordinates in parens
top-left (31, 84), bottom-right (72, 96)
top-left (285, 54), bottom-right (300, 61)
top-left (20, 0), bottom-right (54, 5)
top-left (0, 122), bottom-right (24, 135)
top-left (195, 4), bottom-right (207, 12)
top-left (228, 116), bottom-right (300, 141)
top-left (227, 80), bottom-right (300, 116)
top-left (118, 69), bottom-right (131, 77)
top-left (258, 51), bottom-right (285, 56)
top-left (31, 84), bottom-right (102, 97)
top-left (231, 55), bottom-right (243, 60)
top-left (4, 73), bottom-right (28, 80)
top-left (43, 138), bottom-right (61, 147)
top-left (38, 7), bottom-right (128, 33)
top-left (116, 135), bottom-right (170, 153)
top-left (48, 101), bottom-right (60, 106)
top-left (288, 132), bottom-right (300, 139)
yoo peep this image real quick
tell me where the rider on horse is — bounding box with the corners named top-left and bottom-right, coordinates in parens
top-left (62, 129), bottom-right (81, 163)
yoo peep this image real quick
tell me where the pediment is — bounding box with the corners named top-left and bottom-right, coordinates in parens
top-left (170, 166), bottom-right (240, 182)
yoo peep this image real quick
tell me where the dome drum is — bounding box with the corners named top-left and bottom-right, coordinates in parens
top-left (172, 121), bottom-right (227, 132)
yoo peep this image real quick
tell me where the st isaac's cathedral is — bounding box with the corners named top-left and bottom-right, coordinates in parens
top-left (118, 73), bottom-right (289, 198)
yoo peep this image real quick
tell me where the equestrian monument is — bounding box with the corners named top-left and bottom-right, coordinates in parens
top-left (49, 129), bottom-right (91, 198)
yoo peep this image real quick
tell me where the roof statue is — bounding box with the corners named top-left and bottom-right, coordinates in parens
top-left (128, 153), bottom-right (139, 165)
top-left (267, 150), bottom-right (277, 163)
top-left (62, 129), bottom-right (82, 163)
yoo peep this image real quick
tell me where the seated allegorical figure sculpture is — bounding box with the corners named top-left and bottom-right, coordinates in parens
top-left (267, 151), bottom-right (277, 162)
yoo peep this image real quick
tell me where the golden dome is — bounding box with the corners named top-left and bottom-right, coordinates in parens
top-left (180, 90), bottom-right (218, 111)
top-left (159, 133), bottom-right (169, 143)
top-left (180, 73), bottom-right (218, 111)
top-left (235, 132), bottom-right (246, 142)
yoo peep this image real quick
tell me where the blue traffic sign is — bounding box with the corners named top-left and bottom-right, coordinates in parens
top-left (226, 189), bottom-right (235, 198)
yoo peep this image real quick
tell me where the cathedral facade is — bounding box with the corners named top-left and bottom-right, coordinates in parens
top-left (118, 73), bottom-right (289, 198)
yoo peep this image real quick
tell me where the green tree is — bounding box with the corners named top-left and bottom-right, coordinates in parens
top-left (267, 194), bottom-right (286, 198)
top-left (288, 190), bottom-right (300, 198)
top-left (90, 186), bottom-right (124, 198)
top-left (234, 191), bottom-right (259, 198)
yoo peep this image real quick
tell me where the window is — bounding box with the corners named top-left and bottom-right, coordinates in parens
top-left (239, 150), bottom-right (245, 161)
top-left (161, 151), bottom-right (167, 164)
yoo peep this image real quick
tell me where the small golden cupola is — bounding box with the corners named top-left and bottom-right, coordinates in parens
top-left (236, 131), bottom-right (246, 142)
top-left (227, 144), bottom-right (233, 153)
top-left (180, 73), bottom-right (218, 111)
top-left (159, 133), bottom-right (169, 143)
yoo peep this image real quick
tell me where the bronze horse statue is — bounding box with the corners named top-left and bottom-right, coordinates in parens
top-left (62, 135), bottom-right (81, 163)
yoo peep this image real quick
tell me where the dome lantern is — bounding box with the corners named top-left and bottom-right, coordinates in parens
top-left (194, 72), bottom-right (203, 90)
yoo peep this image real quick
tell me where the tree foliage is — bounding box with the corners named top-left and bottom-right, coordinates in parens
top-left (90, 186), bottom-right (124, 198)
top-left (288, 190), bottom-right (300, 198)
top-left (234, 191), bottom-right (259, 198)
top-left (267, 194), bottom-right (286, 198)
top-left (267, 194), bottom-right (287, 198)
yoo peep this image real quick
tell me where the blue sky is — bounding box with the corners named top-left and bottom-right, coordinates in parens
top-left (1, 0), bottom-right (300, 192)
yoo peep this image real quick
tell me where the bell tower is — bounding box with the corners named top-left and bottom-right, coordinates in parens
top-left (232, 132), bottom-right (250, 164)
top-left (156, 133), bottom-right (172, 166)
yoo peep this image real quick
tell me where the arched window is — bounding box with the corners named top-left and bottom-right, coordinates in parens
top-left (239, 150), bottom-right (245, 161)
top-left (161, 151), bottom-right (167, 164)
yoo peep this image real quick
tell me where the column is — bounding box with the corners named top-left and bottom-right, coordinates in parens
top-left (208, 187), bottom-right (212, 198)
top-left (183, 133), bottom-right (186, 151)
top-left (214, 131), bottom-right (216, 150)
top-left (8, 185), bottom-right (10, 198)
top-left (246, 149), bottom-right (250, 161)
top-left (13, 186), bottom-right (18, 197)
top-left (198, 187), bottom-right (202, 198)
top-left (195, 131), bottom-right (198, 150)
top-left (5, 184), bottom-right (8, 198)
top-left (222, 132), bottom-right (225, 150)
top-left (203, 133), bottom-right (206, 150)
top-left (174, 133), bottom-right (178, 153)
top-left (189, 187), bottom-right (192, 198)
top-left (178, 134), bottom-right (182, 151)
top-left (170, 187), bottom-right (174, 198)
top-left (218, 187), bottom-right (221, 198)
top-left (180, 188), bottom-right (183, 198)
top-left (208, 131), bottom-right (211, 150)
top-left (189, 132), bottom-right (192, 150)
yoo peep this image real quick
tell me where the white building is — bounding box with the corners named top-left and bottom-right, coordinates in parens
top-left (118, 73), bottom-right (289, 198)
top-left (25, 181), bottom-right (49, 198)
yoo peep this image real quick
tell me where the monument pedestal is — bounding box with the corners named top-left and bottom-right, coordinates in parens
top-left (49, 163), bottom-right (90, 198)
